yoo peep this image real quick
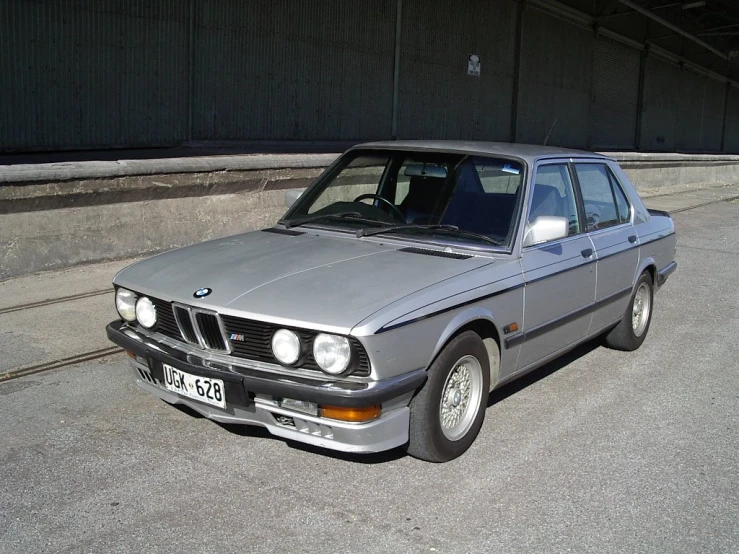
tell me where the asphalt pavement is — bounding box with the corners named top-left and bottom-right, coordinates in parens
top-left (0, 197), bottom-right (737, 553)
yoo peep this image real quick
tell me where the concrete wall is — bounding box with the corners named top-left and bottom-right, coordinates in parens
top-left (3, 152), bottom-right (739, 280)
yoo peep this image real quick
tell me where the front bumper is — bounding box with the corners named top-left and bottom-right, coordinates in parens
top-left (107, 320), bottom-right (426, 453)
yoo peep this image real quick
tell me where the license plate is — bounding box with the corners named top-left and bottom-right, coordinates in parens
top-left (162, 364), bottom-right (226, 409)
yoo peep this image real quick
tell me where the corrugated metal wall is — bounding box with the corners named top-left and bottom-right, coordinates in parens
top-left (724, 87), bottom-right (739, 153)
top-left (1, 0), bottom-right (737, 153)
top-left (639, 56), bottom-right (681, 151)
top-left (0, 0), bottom-right (190, 150)
top-left (192, 0), bottom-right (395, 141)
top-left (676, 69), bottom-right (709, 151)
top-left (589, 37), bottom-right (641, 150)
top-left (396, 0), bottom-right (516, 141)
top-left (516, 9), bottom-right (593, 148)
top-left (700, 79), bottom-right (725, 152)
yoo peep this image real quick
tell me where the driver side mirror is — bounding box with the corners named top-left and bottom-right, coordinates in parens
top-left (522, 216), bottom-right (568, 247)
top-left (284, 188), bottom-right (305, 209)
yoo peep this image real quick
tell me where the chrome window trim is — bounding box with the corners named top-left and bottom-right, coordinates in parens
top-left (586, 221), bottom-right (633, 238)
top-left (521, 232), bottom-right (591, 252)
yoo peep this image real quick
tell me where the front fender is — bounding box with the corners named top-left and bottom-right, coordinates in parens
top-left (428, 307), bottom-right (498, 366)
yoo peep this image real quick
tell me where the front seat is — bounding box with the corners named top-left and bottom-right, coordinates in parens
top-left (401, 176), bottom-right (447, 223)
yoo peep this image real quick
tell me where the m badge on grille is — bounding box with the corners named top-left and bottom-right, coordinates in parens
top-left (229, 333), bottom-right (246, 342)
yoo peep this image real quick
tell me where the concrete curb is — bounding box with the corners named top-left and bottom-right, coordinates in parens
top-left (4, 150), bottom-right (739, 185)
top-left (0, 153), bottom-right (340, 184)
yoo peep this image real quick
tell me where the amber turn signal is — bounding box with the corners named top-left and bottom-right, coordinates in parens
top-left (126, 350), bottom-right (137, 359)
top-left (320, 404), bottom-right (381, 422)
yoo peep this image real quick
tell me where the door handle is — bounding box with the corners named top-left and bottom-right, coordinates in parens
top-left (581, 248), bottom-right (593, 258)
top-left (628, 235), bottom-right (637, 243)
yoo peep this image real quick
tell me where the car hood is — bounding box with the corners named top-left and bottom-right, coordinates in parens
top-left (114, 230), bottom-right (495, 332)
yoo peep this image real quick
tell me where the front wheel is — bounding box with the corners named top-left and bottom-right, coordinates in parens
top-left (604, 271), bottom-right (653, 351)
top-left (405, 331), bottom-right (490, 462)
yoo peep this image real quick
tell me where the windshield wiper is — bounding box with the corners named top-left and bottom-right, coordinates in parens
top-left (279, 212), bottom-right (383, 229)
top-left (356, 224), bottom-right (500, 246)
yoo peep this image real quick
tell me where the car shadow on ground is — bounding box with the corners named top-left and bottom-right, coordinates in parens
top-left (179, 338), bottom-right (603, 464)
top-left (487, 339), bottom-right (601, 408)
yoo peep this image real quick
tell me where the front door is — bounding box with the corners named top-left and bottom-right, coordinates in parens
top-left (516, 162), bottom-right (596, 370)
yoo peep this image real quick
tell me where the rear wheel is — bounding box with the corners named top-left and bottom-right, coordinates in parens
top-left (406, 331), bottom-right (490, 462)
top-left (604, 271), bottom-right (653, 351)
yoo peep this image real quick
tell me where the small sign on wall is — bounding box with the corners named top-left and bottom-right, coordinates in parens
top-left (468, 54), bottom-right (481, 77)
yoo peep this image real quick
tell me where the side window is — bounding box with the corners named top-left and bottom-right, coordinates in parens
top-left (609, 171), bottom-right (631, 224)
top-left (528, 164), bottom-right (580, 238)
top-left (575, 164), bottom-right (630, 231)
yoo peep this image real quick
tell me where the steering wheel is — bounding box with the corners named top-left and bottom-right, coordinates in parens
top-left (352, 194), bottom-right (406, 221)
top-left (584, 203), bottom-right (600, 230)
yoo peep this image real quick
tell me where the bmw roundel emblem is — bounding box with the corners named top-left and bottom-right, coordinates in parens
top-left (193, 287), bottom-right (212, 298)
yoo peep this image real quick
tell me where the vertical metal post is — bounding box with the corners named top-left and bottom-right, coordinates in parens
top-left (720, 82), bottom-right (730, 152)
top-left (509, 0), bottom-right (525, 143)
top-left (634, 48), bottom-right (647, 151)
top-left (391, 0), bottom-right (402, 140)
top-left (187, 0), bottom-right (195, 142)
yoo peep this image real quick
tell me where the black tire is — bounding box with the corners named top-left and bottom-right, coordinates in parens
top-left (405, 331), bottom-right (491, 463)
top-left (604, 271), bottom-right (654, 351)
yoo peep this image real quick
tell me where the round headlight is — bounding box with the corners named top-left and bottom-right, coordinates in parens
top-left (272, 329), bottom-right (301, 365)
top-left (115, 288), bottom-right (137, 322)
top-left (313, 334), bottom-right (351, 375)
top-left (135, 296), bottom-right (157, 328)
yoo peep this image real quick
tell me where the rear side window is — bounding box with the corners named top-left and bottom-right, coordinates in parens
top-left (575, 164), bottom-right (631, 231)
top-left (610, 173), bottom-right (631, 224)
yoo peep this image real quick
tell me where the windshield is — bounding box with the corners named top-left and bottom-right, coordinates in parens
top-left (282, 149), bottom-right (526, 248)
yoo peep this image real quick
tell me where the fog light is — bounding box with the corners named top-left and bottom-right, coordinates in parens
top-left (280, 398), bottom-right (318, 416)
top-left (320, 405), bottom-right (381, 422)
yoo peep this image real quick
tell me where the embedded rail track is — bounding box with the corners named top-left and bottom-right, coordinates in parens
top-left (1, 347), bottom-right (123, 381)
top-left (0, 287), bottom-right (120, 381)
top-left (0, 288), bottom-right (111, 315)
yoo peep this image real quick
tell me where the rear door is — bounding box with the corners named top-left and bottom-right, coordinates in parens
top-left (516, 161), bottom-right (596, 370)
top-left (572, 160), bottom-right (639, 332)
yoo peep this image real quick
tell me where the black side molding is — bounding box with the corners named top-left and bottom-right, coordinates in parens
top-left (504, 286), bottom-right (632, 349)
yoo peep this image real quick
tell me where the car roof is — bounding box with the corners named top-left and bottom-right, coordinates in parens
top-left (353, 140), bottom-right (611, 163)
